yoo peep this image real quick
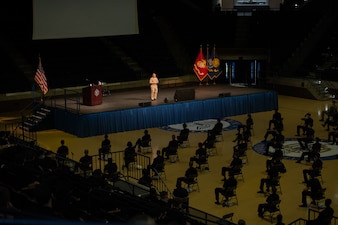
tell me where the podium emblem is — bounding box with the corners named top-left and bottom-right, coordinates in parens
top-left (94, 88), bottom-right (100, 97)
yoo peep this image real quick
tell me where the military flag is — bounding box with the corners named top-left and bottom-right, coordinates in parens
top-left (193, 45), bottom-right (208, 81)
top-left (207, 44), bottom-right (222, 80)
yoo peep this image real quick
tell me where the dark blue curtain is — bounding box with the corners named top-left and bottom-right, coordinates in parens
top-left (53, 91), bottom-right (278, 137)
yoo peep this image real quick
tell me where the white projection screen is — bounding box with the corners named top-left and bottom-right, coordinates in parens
top-left (32, 0), bottom-right (139, 40)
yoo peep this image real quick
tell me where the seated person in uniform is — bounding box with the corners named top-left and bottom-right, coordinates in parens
top-left (177, 123), bottom-right (190, 144)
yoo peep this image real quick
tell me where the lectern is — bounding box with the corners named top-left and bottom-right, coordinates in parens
top-left (82, 85), bottom-right (103, 106)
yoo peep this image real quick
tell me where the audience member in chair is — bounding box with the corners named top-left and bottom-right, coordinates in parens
top-left (221, 153), bottom-right (242, 181)
top-left (266, 158), bottom-right (286, 176)
top-left (177, 123), bottom-right (189, 145)
top-left (301, 153), bottom-right (323, 183)
top-left (79, 149), bottom-right (92, 173)
top-left (328, 126), bottom-right (338, 144)
top-left (299, 173), bottom-right (324, 207)
top-left (257, 187), bottom-right (280, 217)
top-left (151, 150), bottom-right (165, 172)
top-left (173, 180), bottom-right (189, 199)
top-left (203, 130), bottom-right (217, 149)
top-left (264, 129), bottom-right (284, 155)
top-left (99, 134), bottom-right (111, 159)
top-left (104, 158), bottom-right (118, 181)
top-left (233, 139), bottom-right (247, 158)
top-left (266, 148), bottom-right (284, 172)
top-left (162, 135), bottom-right (179, 159)
top-left (135, 130), bottom-right (151, 152)
top-left (268, 109), bottom-right (283, 130)
top-left (212, 118), bottom-right (223, 135)
top-left (296, 113), bottom-right (313, 136)
top-left (307, 198), bottom-right (334, 225)
top-left (214, 174), bottom-right (237, 205)
top-left (124, 141), bottom-right (137, 169)
top-left (258, 163), bottom-right (280, 194)
top-left (177, 161), bottom-right (198, 192)
top-left (320, 100), bottom-right (337, 122)
top-left (297, 124), bottom-right (315, 150)
top-left (296, 137), bottom-right (321, 163)
top-left (190, 142), bottom-right (207, 169)
top-left (138, 168), bottom-right (152, 187)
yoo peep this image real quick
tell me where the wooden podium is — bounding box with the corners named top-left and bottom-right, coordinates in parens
top-left (82, 85), bottom-right (103, 106)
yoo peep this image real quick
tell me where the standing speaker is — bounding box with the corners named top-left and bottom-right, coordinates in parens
top-left (174, 88), bottom-right (195, 102)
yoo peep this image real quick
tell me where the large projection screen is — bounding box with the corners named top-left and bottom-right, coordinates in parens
top-left (33, 0), bottom-right (139, 40)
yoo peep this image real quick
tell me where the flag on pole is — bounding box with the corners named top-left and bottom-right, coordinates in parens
top-left (193, 45), bottom-right (208, 81)
top-left (207, 44), bottom-right (222, 80)
top-left (34, 56), bottom-right (48, 95)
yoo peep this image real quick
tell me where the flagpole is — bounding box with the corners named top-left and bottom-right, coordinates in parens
top-left (199, 44), bottom-right (203, 86)
top-left (213, 44), bottom-right (217, 85)
top-left (206, 44), bottom-right (209, 86)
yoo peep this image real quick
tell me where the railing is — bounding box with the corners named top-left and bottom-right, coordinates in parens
top-left (50, 89), bottom-right (81, 114)
top-left (288, 218), bottom-right (307, 225)
top-left (187, 207), bottom-right (236, 225)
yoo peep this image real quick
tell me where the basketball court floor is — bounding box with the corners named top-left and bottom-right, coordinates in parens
top-left (1, 89), bottom-right (337, 224)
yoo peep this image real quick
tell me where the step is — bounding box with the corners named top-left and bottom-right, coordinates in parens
top-left (40, 107), bottom-right (51, 113)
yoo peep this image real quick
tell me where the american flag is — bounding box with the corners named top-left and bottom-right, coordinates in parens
top-left (34, 57), bottom-right (48, 95)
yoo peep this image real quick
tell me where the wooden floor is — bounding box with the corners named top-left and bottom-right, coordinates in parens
top-left (2, 94), bottom-right (338, 224)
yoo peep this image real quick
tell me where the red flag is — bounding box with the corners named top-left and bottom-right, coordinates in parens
top-left (34, 57), bottom-right (48, 95)
top-left (193, 46), bottom-right (208, 81)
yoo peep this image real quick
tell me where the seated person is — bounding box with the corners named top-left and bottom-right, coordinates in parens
top-left (203, 130), bottom-right (217, 149)
top-left (177, 123), bottom-right (190, 144)
top-left (264, 130), bottom-right (284, 156)
top-left (307, 198), bottom-right (334, 225)
top-left (266, 148), bottom-right (284, 172)
top-left (328, 127), bottom-right (338, 144)
top-left (296, 113), bottom-right (313, 136)
top-left (151, 150), bottom-right (165, 172)
top-left (190, 142), bottom-right (207, 168)
top-left (78, 149), bottom-right (92, 174)
top-left (162, 135), bottom-right (179, 159)
top-left (138, 168), bottom-right (152, 187)
top-left (299, 173), bottom-right (325, 207)
top-left (233, 139), bottom-right (247, 157)
top-left (124, 141), bottom-right (137, 169)
top-left (268, 109), bottom-right (283, 130)
top-left (320, 100), bottom-right (337, 121)
top-left (135, 130), bottom-right (151, 151)
top-left (297, 124), bottom-right (315, 150)
top-left (173, 180), bottom-right (189, 199)
top-left (101, 134), bottom-right (111, 151)
top-left (302, 153), bottom-right (323, 183)
top-left (212, 118), bottom-right (223, 135)
top-left (172, 180), bottom-right (189, 211)
top-left (104, 158), bottom-right (119, 181)
top-left (322, 114), bottom-right (338, 131)
top-left (257, 187), bottom-right (280, 217)
top-left (296, 137), bottom-right (321, 163)
top-left (214, 174), bottom-right (237, 205)
top-left (221, 153), bottom-right (242, 181)
top-left (177, 161), bottom-right (198, 192)
top-left (258, 164), bottom-right (280, 193)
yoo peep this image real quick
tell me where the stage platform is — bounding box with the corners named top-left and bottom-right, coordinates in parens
top-left (48, 84), bottom-right (278, 137)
